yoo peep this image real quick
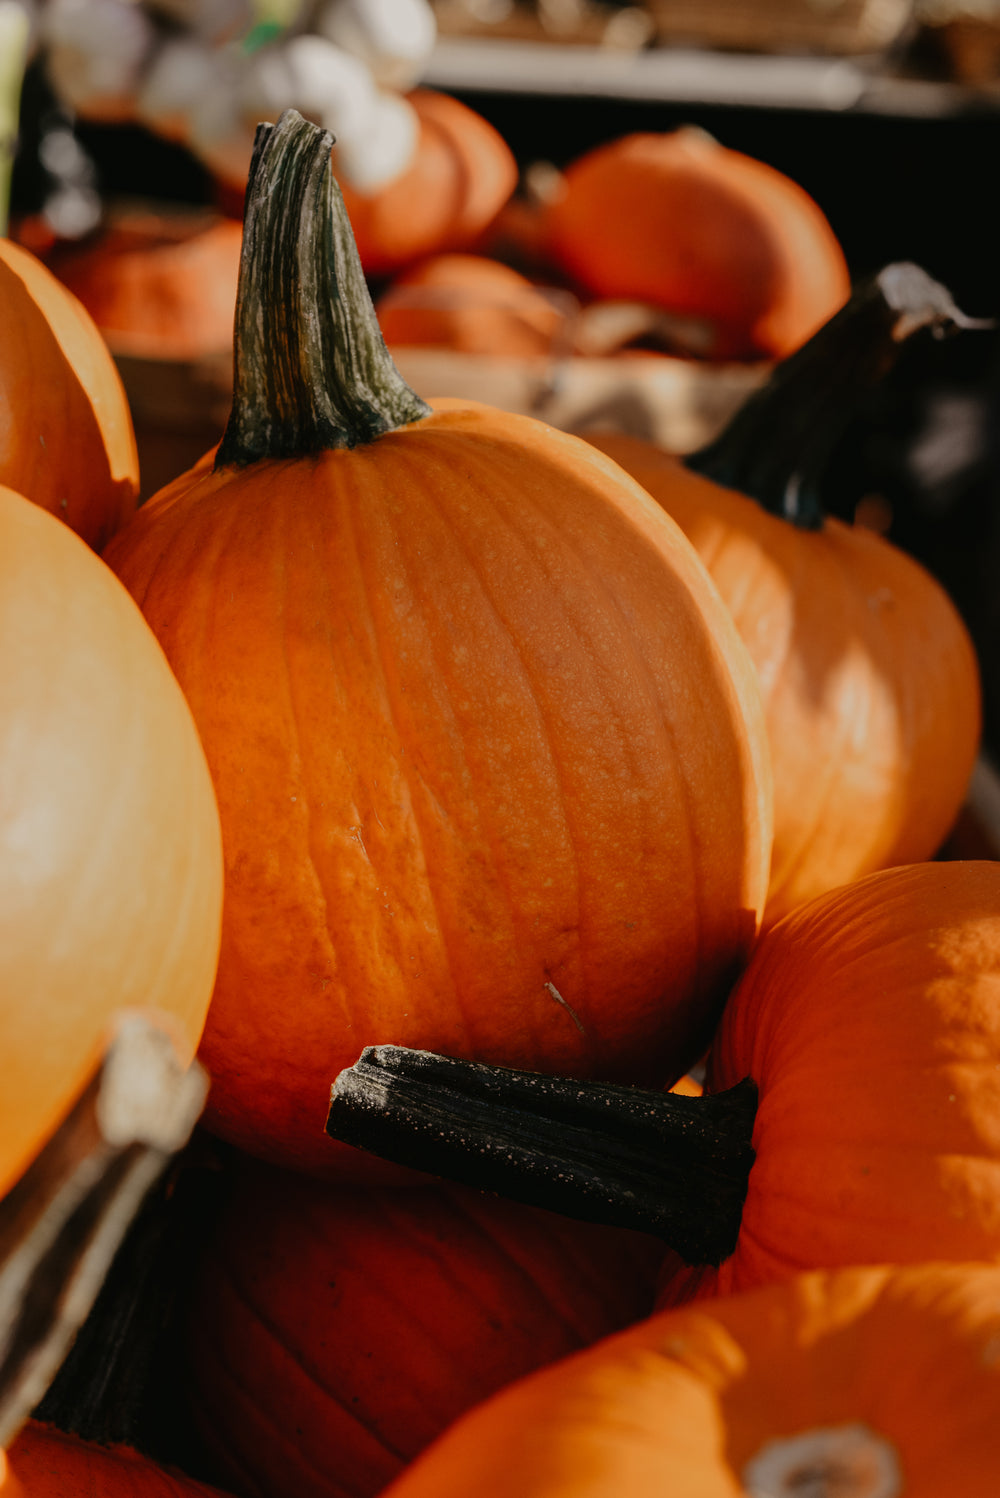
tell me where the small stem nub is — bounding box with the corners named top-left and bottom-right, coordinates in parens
top-left (216, 109), bottom-right (430, 470)
top-left (327, 1046), bottom-right (757, 1266)
top-left (685, 262), bottom-right (984, 529)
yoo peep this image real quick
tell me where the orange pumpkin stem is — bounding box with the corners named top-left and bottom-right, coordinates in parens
top-left (686, 262), bottom-right (982, 529)
top-left (327, 1046), bottom-right (757, 1266)
top-left (215, 109), bottom-right (430, 469)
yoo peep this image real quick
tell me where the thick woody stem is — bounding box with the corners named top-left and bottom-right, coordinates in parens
top-left (685, 262), bottom-right (987, 529)
top-left (327, 1045), bottom-right (757, 1266)
top-left (216, 108), bottom-right (430, 469)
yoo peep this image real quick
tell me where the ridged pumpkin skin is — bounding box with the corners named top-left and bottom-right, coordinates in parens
top-left (584, 432), bottom-right (981, 923)
top-left (337, 91), bottom-right (518, 277)
top-left (543, 129), bottom-right (850, 361)
top-left (0, 239), bottom-right (139, 549)
top-left (3, 1423), bottom-right (231, 1496)
top-left (381, 1262), bottom-right (1000, 1498)
top-left (183, 1159), bottom-right (664, 1498)
top-left (376, 253), bottom-right (564, 358)
top-left (104, 398), bottom-right (772, 1176)
top-left (659, 861), bottom-right (1000, 1307)
top-left (0, 484), bottom-right (223, 1200)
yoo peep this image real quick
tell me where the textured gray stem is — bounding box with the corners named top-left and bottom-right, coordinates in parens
top-left (216, 109), bottom-right (430, 468)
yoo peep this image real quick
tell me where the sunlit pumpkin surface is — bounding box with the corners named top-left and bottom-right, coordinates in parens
top-left (0, 239), bottom-right (138, 550)
top-left (379, 1261), bottom-right (1000, 1498)
top-left (104, 398), bottom-right (772, 1177)
top-left (584, 434), bottom-right (981, 924)
top-left (0, 485), bottom-right (223, 1199)
top-left (659, 861), bottom-right (1000, 1306)
top-left (543, 129), bottom-right (851, 362)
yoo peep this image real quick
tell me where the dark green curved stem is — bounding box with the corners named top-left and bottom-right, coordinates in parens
top-left (327, 1046), bottom-right (757, 1266)
top-left (216, 109), bottom-right (430, 469)
top-left (685, 262), bottom-right (990, 529)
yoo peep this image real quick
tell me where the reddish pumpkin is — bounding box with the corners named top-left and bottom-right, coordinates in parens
top-left (184, 1158), bottom-right (663, 1498)
top-left (376, 253), bottom-right (566, 358)
top-left (50, 208), bottom-right (243, 361)
top-left (542, 127), bottom-right (850, 361)
top-left (381, 1261), bottom-right (1000, 1498)
top-left (337, 90), bottom-right (518, 277)
top-left (103, 110), bottom-right (772, 1177)
top-left (3, 1423), bottom-right (231, 1497)
top-left (585, 429), bottom-right (980, 924)
top-left (0, 238), bottom-right (138, 549)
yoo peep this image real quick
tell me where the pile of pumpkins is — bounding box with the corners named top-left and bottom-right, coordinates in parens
top-left (2, 99), bottom-right (1000, 1498)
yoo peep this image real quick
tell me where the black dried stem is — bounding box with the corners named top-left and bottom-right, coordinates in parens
top-left (216, 108), bottom-right (430, 469)
top-left (327, 1046), bottom-right (757, 1267)
top-left (685, 262), bottom-right (989, 530)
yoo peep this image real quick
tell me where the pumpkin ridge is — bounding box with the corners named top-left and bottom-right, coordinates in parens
top-left (426, 426), bottom-right (749, 1043)
top-left (197, 1322), bottom-right (387, 1496)
top-left (215, 1260), bottom-right (412, 1469)
top-left (381, 1187), bottom-right (600, 1351)
top-left (341, 447), bottom-right (487, 1056)
top-left (389, 438), bottom-right (590, 1047)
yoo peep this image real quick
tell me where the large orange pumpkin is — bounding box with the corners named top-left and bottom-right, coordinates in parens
top-left (183, 1158), bottom-right (664, 1498)
top-left (3, 1423), bottom-right (231, 1497)
top-left (584, 266), bottom-right (981, 923)
top-left (103, 110), bottom-right (772, 1178)
top-left (337, 90), bottom-right (518, 277)
top-left (380, 1261), bottom-right (1000, 1498)
top-left (542, 127), bottom-right (851, 362)
top-left (0, 483), bottom-right (223, 1201)
top-left (0, 239), bottom-right (139, 549)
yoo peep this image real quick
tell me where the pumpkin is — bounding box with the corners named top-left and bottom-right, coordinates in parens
top-left (0, 238), bottom-right (139, 549)
top-left (327, 861), bottom-right (1000, 1293)
top-left (379, 1261), bottom-right (1000, 1498)
top-left (375, 253), bottom-right (567, 358)
top-left (541, 127), bottom-right (851, 362)
top-left (661, 858), bottom-right (1000, 1304)
top-left (102, 109), bottom-right (772, 1178)
top-left (583, 266), bottom-right (981, 924)
top-left (0, 483), bottom-right (223, 1201)
top-left (183, 1157), bottom-right (664, 1498)
top-left (336, 90), bottom-right (518, 277)
top-left (3, 1422), bottom-right (231, 1497)
top-left (50, 208), bottom-right (243, 362)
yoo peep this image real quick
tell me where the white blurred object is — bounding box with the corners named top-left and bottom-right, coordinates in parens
top-left (331, 87), bottom-right (418, 191)
top-left (136, 36), bottom-right (223, 142)
top-left (40, 0), bottom-right (156, 120)
top-left (314, 0), bottom-right (436, 88)
top-left (186, 49), bottom-right (256, 186)
top-left (239, 33), bottom-right (379, 140)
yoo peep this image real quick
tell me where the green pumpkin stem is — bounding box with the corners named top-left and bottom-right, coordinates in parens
top-left (327, 1046), bottom-right (757, 1266)
top-left (215, 109), bottom-right (430, 469)
top-left (685, 262), bottom-right (987, 529)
